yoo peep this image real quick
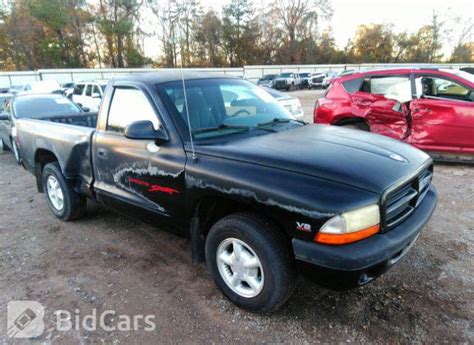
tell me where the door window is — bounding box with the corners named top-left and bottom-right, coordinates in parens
top-left (417, 76), bottom-right (471, 101)
top-left (360, 76), bottom-right (410, 95)
top-left (85, 84), bottom-right (93, 97)
top-left (107, 87), bottom-right (160, 133)
top-left (73, 84), bottom-right (85, 95)
top-left (342, 78), bottom-right (364, 93)
top-left (92, 85), bottom-right (101, 97)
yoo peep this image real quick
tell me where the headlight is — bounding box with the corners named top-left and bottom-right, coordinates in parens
top-left (315, 204), bottom-right (380, 245)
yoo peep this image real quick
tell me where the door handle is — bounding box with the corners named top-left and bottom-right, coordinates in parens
top-left (97, 147), bottom-right (108, 158)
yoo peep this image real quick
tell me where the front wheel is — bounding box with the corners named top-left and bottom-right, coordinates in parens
top-left (205, 213), bottom-right (297, 313)
top-left (42, 162), bottom-right (86, 221)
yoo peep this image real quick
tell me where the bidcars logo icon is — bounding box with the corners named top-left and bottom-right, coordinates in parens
top-left (7, 301), bottom-right (45, 338)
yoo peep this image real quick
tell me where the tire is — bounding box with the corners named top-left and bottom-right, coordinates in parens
top-left (42, 162), bottom-right (86, 221)
top-left (11, 139), bottom-right (21, 164)
top-left (205, 213), bottom-right (297, 314)
top-left (0, 138), bottom-right (10, 152)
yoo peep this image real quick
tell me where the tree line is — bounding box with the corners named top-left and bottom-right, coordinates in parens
top-left (0, 0), bottom-right (472, 71)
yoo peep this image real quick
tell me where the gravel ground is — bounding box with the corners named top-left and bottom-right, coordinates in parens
top-left (0, 89), bottom-right (473, 344)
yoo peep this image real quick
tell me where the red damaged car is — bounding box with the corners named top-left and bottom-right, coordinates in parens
top-left (314, 68), bottom-right (474, 161)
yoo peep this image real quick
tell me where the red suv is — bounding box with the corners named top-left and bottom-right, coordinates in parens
top-left (314, 68), bottom-right (474, 158)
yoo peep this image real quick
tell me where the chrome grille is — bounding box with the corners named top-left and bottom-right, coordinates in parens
top-left (383, 166), bottom-right (433, 231)
top-left (275, 80), bottom-right (287, 89)
top-left (311, 76), bottom-right (324, 83)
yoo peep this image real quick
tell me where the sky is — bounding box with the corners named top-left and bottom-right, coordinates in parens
top-left (328, 0), bottom-right (473, 53)
top-left (143, 0), bottom-right (474, 59)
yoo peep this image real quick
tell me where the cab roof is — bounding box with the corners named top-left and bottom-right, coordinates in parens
top-left (112, 71), bottom-right (237, 84)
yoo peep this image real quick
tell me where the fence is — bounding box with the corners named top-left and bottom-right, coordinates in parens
top-left (1, 63), bottom-right (473, 87)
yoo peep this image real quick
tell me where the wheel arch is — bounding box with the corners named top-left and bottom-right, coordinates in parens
top-left (34, 149), bottom-right (59, 193)
top-left (189, 195), bottom-right (290, 263)
top-left (334, 116), bottom-right (370, 128)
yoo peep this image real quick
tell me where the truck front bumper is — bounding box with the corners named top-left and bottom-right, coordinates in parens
top-left (292, 185), bottom-right (437, 289)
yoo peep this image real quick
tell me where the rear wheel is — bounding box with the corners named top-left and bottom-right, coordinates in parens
top-left (42, 162), bottom-right (86, 221)
top-left (205, 213), bottom-right (297, 313)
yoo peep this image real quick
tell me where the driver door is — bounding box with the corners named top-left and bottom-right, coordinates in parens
top-left (93, 84), bottom-right (187, 225)
top-left (408, 75), bottom-right (474, 152)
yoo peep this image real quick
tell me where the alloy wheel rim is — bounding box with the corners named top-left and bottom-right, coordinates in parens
top-left (46, 175), bottom-right (64, 211)
top-left (216, 238), bottom-right (264, 298)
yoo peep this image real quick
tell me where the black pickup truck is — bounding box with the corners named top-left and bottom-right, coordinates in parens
top-left (15, 72), bottom-right (437, 313)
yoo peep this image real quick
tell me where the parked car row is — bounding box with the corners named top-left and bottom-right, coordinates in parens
top-left (257, 70), bottom-right (352, 91)
top-left (1, 72), bottom-right (437, 314)
top-left (6, 80), bottom-right (63, 95)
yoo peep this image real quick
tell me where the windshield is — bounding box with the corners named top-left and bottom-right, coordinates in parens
top-left (299, 73), bottom-right (310, 77)
top-left (158, 79), bottom-right (296, 140)
top-left (278, 73), bottom-right (293, 78)
top-left (13, 96), bottom-right (82, 119)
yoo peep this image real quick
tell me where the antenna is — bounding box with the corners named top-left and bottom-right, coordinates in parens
top-left (178, 40), bottom-right (196, 161)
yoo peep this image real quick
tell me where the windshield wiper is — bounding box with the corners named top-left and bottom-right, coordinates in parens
top-left (257, 118), bottom-right (307, 127)
top-left (191, 124), bottom-right (275, 135)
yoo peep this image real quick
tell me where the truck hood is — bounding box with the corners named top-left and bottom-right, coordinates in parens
top-left (194, 124), bottom-right (431, 194)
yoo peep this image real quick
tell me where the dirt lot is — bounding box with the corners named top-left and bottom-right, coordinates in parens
top-left (0, 89), bottom-right (473, 344)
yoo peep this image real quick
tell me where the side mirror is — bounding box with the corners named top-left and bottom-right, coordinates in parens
top-left (0, 113), bottom-right (9, 121)
top-left (124, 120), bottom-right (168, 143)
top-left (81, 106), bottom-right (90, 112)
top-left (92, 93), bottom-right (101, 99)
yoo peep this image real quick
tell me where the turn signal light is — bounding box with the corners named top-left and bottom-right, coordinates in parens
top-left (315, 224), bottom-right (380, 245)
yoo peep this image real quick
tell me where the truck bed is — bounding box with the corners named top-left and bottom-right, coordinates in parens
top-left (16, 113), bottom-right (98, 191)
top-left (45, 112), bottom-right (98, 128)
